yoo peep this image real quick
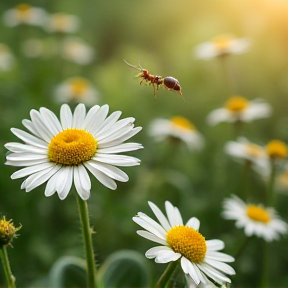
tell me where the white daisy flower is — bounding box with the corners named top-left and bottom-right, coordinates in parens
top-left (0, 43), bottom-right (14, 71)
top-left (148, 116), bottom-right (204, 151)
top-left (222, 195), bottom-right (288, 242)
top-left (54, 77), bottom-right (99, 106)
top-left (5, 104), bottom-right (143, 200)
top-left (60, 37), bottom-right (95, 65)
top-left (195, 34), bottom-right (250, 60)
top-left (207, 96), bottom-right (272, 126)
top-left (3, 3), bottom-right (48, 27)
top-left (45, 13), bottom-right (80, 33)
top-left (133, 201), bottom-right (235, 287)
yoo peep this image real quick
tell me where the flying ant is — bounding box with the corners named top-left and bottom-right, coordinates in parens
top-left (124, 60), bottom-right (184, 100)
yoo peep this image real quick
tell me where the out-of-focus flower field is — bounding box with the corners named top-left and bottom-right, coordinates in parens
top-left (1, 0), bottom-right (288, 287)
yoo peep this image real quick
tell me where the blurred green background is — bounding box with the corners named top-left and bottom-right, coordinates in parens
top-left (1, 0), bottom-right (288, 287)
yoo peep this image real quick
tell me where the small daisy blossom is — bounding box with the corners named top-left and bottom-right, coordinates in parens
top-left (207, 96), bottom-right (272, 126)
top-left (148, 116), bottom-right (204, 151)
top-left (60, 37), bottom-right (95, 65)
top-left (54, 77), bottom-right (99, 106)
top-left (0, 43), bottom-right (14, 71)
top-left (133, 201), bottom-right (235, 287)
top-left (45, 13), bottom-right (80, 33)
top-left (222, 195), bottom-right (288, 242)
top-left (5, 103), bottom-right (143, 200)
top-left (224, 137), bottom-right (270, 178)
top-left (195, 34), bottom-right (250, 60)
top-left (3, 4), bottom-right (48, 27)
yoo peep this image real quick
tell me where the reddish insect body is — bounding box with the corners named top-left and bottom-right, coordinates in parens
top-left (124, 60), bottom-right (184, 100)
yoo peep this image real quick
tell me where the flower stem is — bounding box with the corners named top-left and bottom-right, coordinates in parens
top-left (76, 194), bottom-right (97, 288)
top-left (266, 160), bottom-right (277, 206)
top-left (0, 245), bottom-right (16, 288)
top-left (156, 260), bottom-right (179, 288)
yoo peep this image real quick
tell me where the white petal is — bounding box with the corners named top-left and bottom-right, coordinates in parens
top-left (186, 217), bottom-right (200, 230)
top-left (30, 109), bottom-right (53, 142)
top-left (205, 252), bottom-right (235, 263)
top-left (7, 153), bottom-right (48, 161)
top-left (206, 240), bottom-right (224, 251)
top-left (197, 263), bottom-right (231, 284)
top-left (99, 127), bottom-right (142, 148)
top-left (135, 230), bottom-right (167, 245)
top-left (5, 142), bottom-right (47, 154)
top-left (148, 201), bottom-right (171, 231)
top-left (133, 216), bottom-right (166, 240)
top-left (39, 107), bottom-right (62, 135)
top-left (44, 170), bottom-right (61, 196)
top-left (88, 161), bottom-right (128, 182)
top-left (55, 167), bottom-right (73, 200)
top-left (11, 162), bottom-right (54, 179)
top-left (203, 259), bottom-right (235, 275)
top-left (84, 162), bottom-right (117, 190)
top-left (82, 105), bottom-right (100, 131)
top-left (11, 128), bottom-right (48, 148)
top-left (93, 110), bottom-right (121, 138)
top-left (74, 166), bottom-right (90, 200)
top-left (145, 246), bottom-right (172, 259)
top-left (165, 201), bottom-right (180, 227)
top-left (181, 257), bottom-right (201, 285)
top-left (24, 165), bottom-right (61, 192)
top-left (60, 104), bottom-right (73, 129)
top-left (72, 103), bottom-right (86, 128)
top-left (6, 159), bottom-right (47, 167)
top-left (98, 143), bottom-right (143, 154)
top-left (155, 249), bottom-right (181, 263)
top-left (88, 104), bottom-right (109, 135)
top-left (93, 153), bottom-right (140, 167)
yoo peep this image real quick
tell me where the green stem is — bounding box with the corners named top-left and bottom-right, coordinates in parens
top-left (76, 194), bottom-right (97, 288)
top-left (260, 240), bottom-right (268, 288)
top-left (0, 245), bottom-right (16, 288)
top-left (233, 236), bottom-right (251, 259)
top-left (266, 160), bottom-right (277, 206)
top-left (156, 260), bottom-right (179, 288)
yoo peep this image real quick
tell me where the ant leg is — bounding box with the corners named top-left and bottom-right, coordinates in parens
top-left (153, 84), bottom-right (158, 99)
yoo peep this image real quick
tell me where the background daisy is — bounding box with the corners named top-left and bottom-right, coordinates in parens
top-left (222, 195), bottom-right (288, 242)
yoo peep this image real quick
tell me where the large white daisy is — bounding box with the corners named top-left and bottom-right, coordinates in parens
top-left (133, 201), bottom-right (235, 287)
top-left (207, 96), bottom-right (272, 126)
top-left (222, 195), bottom-right (288, 242)
top-left (5, 103), bottom-right (143, 200)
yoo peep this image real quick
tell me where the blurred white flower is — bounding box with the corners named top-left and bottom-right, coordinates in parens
top-left (195, 34), bottom-right (250, 60)
top-left (3, 3), bottom-right (48, 27)
top-left (60, 37), bottom-right (95, 65)
top-left (133, 201), bottom-right (235, 287)
top-left (222, 195), bottom-right (288, 242)
top-left (207, 96), bottom-right (272, 126)
top-left (224, 137), bottom-right (270, 177)
top-left (148, 116), bottom-right (204, 151)
top-left (5, 104), bottom-right (143, 200)
top-left (0, 43), bottom-right (14, 71)
top-left (54, 77), bottom-right (99, 106)
top-left (45, 13), bottom-right (80, 33)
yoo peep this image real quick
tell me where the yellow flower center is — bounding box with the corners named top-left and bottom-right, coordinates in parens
top-left (246, 205), bottom-right (270, 223)
top-left (170, 116), bottom-right (195, 131)
top-left (212, 34), bottom-right (233, 52)
top-left (71, 78), bottom-right (89, 97)
top-left (166, 226), bottom-right (207, 263)
top-left (225, 96), bottom-right (249, 112)
top-left (16, 3), bottom-right (31, 19)
top-left (266, 140), bottom-right (287, 159)
top-left (245, 144), bottom-right (264, 158)
top-left (48, 129), bottom-right (97, 166)
top-left (52, 14), bottom-right (69, 31)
